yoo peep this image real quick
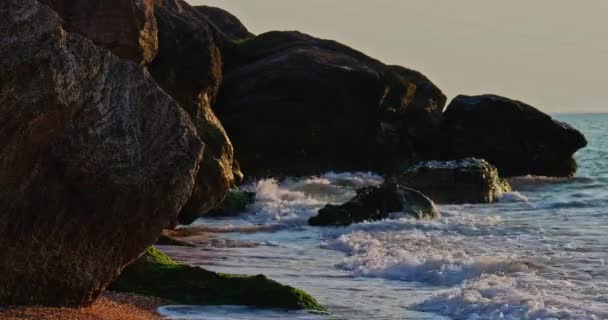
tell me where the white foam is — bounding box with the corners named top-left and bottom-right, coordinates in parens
top-left (412, 274), bottom-right (608, 320)
top-left (245, 172), bottom-right (384, 224)
top-left (498, 191), bottom-right (530, 203)
top-left (324, 229), bottom-right (533, 286)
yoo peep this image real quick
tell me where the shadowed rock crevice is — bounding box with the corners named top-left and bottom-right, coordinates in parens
top-left (149, 0), bottom-right (241, 224)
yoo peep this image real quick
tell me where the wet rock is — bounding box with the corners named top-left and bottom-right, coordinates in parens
top-left (309, 184), bottom-right (440, 226)
top-left (195, 6), bottom-right (254, 41)
top-left (39, 0), bottom-right (158, 64)
top-left (0, 0), bottom-right (203, 306)
top-left (207, 190), bottom-right (256, 217)
top-left (150, 0), bottom-right (240, 224)
top-left (111, 247), bottom-right (326, 311)
top-left (215, 31), bottom-right (446, 176)
top-left (441, 95), bottom-right (588, 177)
top-left (398, 158), bottom-right (512, 204)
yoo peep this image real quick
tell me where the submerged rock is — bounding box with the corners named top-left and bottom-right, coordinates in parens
top-left (111, 247), bottom-right (326, 311)
top-left (215, 31), bottom-right (446, 176)
top-left (0, 0), bottom-right (203, 306)
top-left (441, 95), bottom-right (587, 177)
top-left (39, 0), bottom-right (158, 64)
top-left (151, 0), bottom-right (241, 224)
top-left (207, 190), bottom-right (256, 217)
top-left (398, 158), bottom-right (512, 204)
top-left (309, 184), bottom-right (440, 227)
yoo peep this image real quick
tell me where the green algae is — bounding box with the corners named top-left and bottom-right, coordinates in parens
top-left (110, 247), bottom-right (326, 312)
top-left (208, 189), bottom-right (256, 216)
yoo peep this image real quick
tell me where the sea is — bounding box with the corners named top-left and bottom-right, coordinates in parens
top-left (157, 114), bottom-right (608, 320)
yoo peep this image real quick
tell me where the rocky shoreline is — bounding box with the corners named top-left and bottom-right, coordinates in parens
top-left (0, 0), bottom-right (588, 316)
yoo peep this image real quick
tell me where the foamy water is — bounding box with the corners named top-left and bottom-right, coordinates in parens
top-left (162, 114), bottom-right (608, 320)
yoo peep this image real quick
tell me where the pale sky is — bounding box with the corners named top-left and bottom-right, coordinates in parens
top-left (190, 1), bottom-right (608, 113)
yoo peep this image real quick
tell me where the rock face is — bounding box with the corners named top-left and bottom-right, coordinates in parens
top-left (441, 95), bottom-right (587, 177)
top-left (38, 0), bottom-right (158, 64)
top-left (214, 31), bottom-right (446, 176)
top-left (196, 6), bottom-right (253, 41)
top-left (389, 65), bottom-right (447, 158)
top-left (150, 0), bottom-right (241, 224)
top-left (0, 0), bottom-right (203, 306)
top-left (308, 184), bottom-right (439, 227)
top-left (398, 158), bottom-right (512, 204)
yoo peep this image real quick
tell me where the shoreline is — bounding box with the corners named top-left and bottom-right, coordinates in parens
top-left (0, 292), bottom-right (166, 320)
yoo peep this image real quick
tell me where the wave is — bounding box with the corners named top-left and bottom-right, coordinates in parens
top-left (324, 228), bottom-right (534, 287)
top-left (412, 274), bottom-right (608, 320)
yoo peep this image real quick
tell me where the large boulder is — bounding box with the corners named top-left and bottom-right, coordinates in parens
top-left (398, 158), bottom-right (512, 204)
top-left (308, 184), bottom-right (440, 227)
top-left (195, 6), bottom-right (254, 41)
top-left (441, 95), bottom-right (587, 177)
top-left (214, 31), bottom-right (446, 176)
top-left (389, 65), bottom-right (447, 158)
top-left (150, 0), bottom-right (241, 224)
top-left (0, 0), bottom-right (203, 306)
top-left (38, 0), bottom-right (158, 64)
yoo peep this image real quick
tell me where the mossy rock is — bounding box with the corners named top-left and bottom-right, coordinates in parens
top-left (110, 247), bottom-right (325, 311)
top-left (207, 190), bottom-right (256, 217)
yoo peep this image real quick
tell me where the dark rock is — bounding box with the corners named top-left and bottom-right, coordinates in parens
top-left (38, 0), bottom-right (158, 64)
top-left (207, 190), bottom-right (256, 217)
top-left (195, 6), bottom-right (253, 41)
top-left (389, 65), bottom-right (447, 159)
top-left (215, 31), bottom-right (446, 176)
top-left (398, 158), bottom-right (512, 204)
top-left (111, 247), bottom-right (326, 311)
top-left (150, 0), bottom-right (241, 224)
top-left (308, 184), bottom-right (439, 227)
top-left (441, 95), bottom-right (587, 177)
top-left (0, 0), bottom-right (203, 306)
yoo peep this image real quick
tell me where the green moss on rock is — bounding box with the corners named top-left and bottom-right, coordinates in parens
top-left (110, 247), bottom-right (325, 311)
top-left (208, 190), bottom-right (256, 217)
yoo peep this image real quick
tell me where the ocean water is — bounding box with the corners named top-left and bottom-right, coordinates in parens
top-left (158, 114), bottom-right (608, 320)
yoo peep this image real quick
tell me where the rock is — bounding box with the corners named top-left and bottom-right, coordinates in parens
top-left (441, 95), bottom-right (587, 177)
top-left (38, 0), bottom-right (158, 64)
top-left (111, 247), bottom-right (326, 311)
top-left (308, 184), bottom-right (440, 226)
top-left (214, 31), bottom-right (446, 176)
top-left (389, 65), bottom-right (447, 159)
top-left (195, 6), bottom-right (254, 41)
top-left (150, 0), bottom-right (240, 224)
top-left (398, 158), bottom-right (512, 204)
top-left (207, 190), bottom-right (256, 217)
top-left (0, 0), bottom-right (203, 306)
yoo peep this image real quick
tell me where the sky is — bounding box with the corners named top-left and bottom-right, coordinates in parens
top-left (190, 1), bottom-right (608, 113)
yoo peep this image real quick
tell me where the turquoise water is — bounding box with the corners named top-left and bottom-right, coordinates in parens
top-left (159, 114), bottom-right (608, 320)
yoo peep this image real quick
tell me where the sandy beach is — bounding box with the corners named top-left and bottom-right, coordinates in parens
top-left (0, 292), bottom-right (166, 320)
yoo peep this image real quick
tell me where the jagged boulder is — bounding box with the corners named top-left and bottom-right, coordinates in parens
top-left (309, 184), bottom-right (440, 227)
top-left (0, 0), bottom-right (203, 306)
top-left (441, 95), bottom-right (587, 177)
top-left (398, 158), bottom-right (512, 204)
top-left (214, 31), bottom-right (446, 176)
top-left (150, 0), bottom-right (241, 224)
top-left (38, 0), bottom-right (158, 64)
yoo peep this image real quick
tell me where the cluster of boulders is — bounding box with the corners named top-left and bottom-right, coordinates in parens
top-left (0, 0), bottom-right (587, 308)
